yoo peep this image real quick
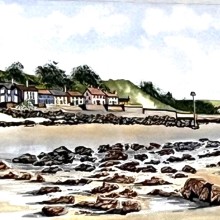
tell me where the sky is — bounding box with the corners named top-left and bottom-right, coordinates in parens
top-left (1, 0), bottom-right (220, 100)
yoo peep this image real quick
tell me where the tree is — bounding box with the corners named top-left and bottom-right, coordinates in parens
top-left (35, 61), bottom-right (69, 89)
top-left (5, 62), bottom-right (26, 84)
top-left (71, 65), bottom-right (101, 87)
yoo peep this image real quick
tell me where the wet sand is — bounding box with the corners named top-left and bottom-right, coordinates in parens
top-left (1, 123), bottom-right (220, 219)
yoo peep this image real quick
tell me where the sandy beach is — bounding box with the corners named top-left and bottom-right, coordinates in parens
top-left (1, 122), bottom-right (220, 219)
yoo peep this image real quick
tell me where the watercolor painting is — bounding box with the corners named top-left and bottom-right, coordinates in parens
top-left (2, 0), bottom-right (220, 219)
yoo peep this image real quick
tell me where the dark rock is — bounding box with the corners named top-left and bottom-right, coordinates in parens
top-left (15, 172), bottom-right (32, 180)
top-left (41, 166), bottom-right (63, 174)
top-left (206, 164), bottom-right (217, 168)
top-left (35, 186), bottom-right (61, 195)
top-left (98, 144), bottom-right (111, 153)
top-left (75, 164), bottom-right (95, 172)
top-left (103, 173), bottom-right (135, 184)
top-left (74, 146), bottom-right (94, 156)
top-left (42, 206), bottom-right (68, 217)
top-left (199, 150), bottom-right (220, 158)
top-left (0, 171), bottom-right (18, 179)
top-left (101, 150), bottom-right (128, 162)
top-left (182, 154), bottom-right (196, 161)
top-left (173, 173), bottom-right (188, 178)
top-left (56, 178), bottom-right (92, 186)
top-left (144, 160), bottom-right (160, 165)
top-left (199, 138), bottom-right (209, 142)
top-left (130, 144), bottom-right (145, 151)
top-left (30, 174), bottom-right (45, 183)
top-left (42, 196), bottom-right (75, 204)
top-left (102, 188), bottom-right (138, 198)
top-left (136, 165), bottom-right (157, 173)
top-left (134, 154), bottom-right (148, 161)
top-left (12, 153), bottom-right (37, 164)
top-left (157, 148), bottom-right (175, 156)
top-left (161, 166), bottom-right (177, 173)
top-left (80, 156), bottom-right (97, 163)
top-left (91, 182), bottom-right (119, 194)
top-left (117, 161), bottom-right (139, 172)
top-left (149, 142), bottom-right (161, 149)
top-left (166, 156), bottom-right (183, 163)
top-left (174, 141), bottom-right (202, 152)
top-left (135, 176), bottom-right (171, 186)
top-left (99, 161), bottom-right (121, 168)
top-left (182, 165), bottom-right (197, 174)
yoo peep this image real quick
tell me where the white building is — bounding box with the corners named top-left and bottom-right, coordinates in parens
top-left (67, 91), bottom-right (85, 105)
top-left (83, 87), bottom-right (106, 105)
top-left (104, 91), bottom-right (119, 105)
top-left (16, 83), bottom-right (38, 105)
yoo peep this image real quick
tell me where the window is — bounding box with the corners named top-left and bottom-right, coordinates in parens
top-left (8, 90), bottom-right (11, 95)
top-left (8, 96), bottom-right (11, 102)
top-left (14, 88), bottom-right (17, 95)
top-left (1, 88), bottom-right (4, 94)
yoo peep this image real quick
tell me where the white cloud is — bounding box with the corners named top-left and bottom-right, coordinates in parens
top-left (142, 6), bottom-right (212, 35)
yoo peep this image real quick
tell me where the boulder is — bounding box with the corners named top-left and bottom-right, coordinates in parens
top-left (149, 142), bottom-right (161, 149)
top-left (99, 161), bottom-right (121, 168)
top-left (56, 178), bottom-right (92, 186)
top-left (15, 172), bottom-right (32, 180)
top-left (135, 176), bottom-right (171, 186)
top-left (134, 154), bottom-right (148, 161)
top-left (80, 156), bottom-right (97, 163)
top-left (144, 160), bottom-right (160, 165)
top-left (182, 165), bottom-right (197, 174)
top-left (117, 161), bottom-right (139, 172)
top-left (75, 164), bottom-right (95, 172)
top-left (173, 173), bottom-right (188, 178)
top-left (103, 188), bottom-right (138, 198)
top-left (74, 146), bottom-right (94, 156)
top-left (119, 200), bottom-right (141, 215)
top-left (91, 182), bottom-right (119, 194)
top-left (161, 166), bottom-right (177, 173)
top-left (42, 206), bottom-right (68, 217)
top-left (0, 171), bottom-right (18, 179)
top-left (180, 178), bottom-right (213, 203)
top-left (136, 165), bottom-right (157, 173)
top-left (35, 186), bottom-right (61, 195)
top-left (98, 144), bottom-right (111, 153)
top-left (12, 153), bottom-right (37, 164)
top-left (30, 174), bottom-right (45, 183)
top-left (101, 150), bottom-right (128, 162)
top-left (41, 166), bottom-right (63, 174)
top-left (42, 196), bottom-right (75, 204)
top-left (157, 148), bottom-right (175, 156)
top-left (130, 144), bottom-right (145, 151)
top-left (103, 173), bottom-right (135, 184)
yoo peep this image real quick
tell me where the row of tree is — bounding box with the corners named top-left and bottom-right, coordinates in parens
top-left (0, 61), bottom-right (109, 92)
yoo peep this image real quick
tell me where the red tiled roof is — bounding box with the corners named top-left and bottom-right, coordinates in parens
top-left (38, 89), bottom-right (52, 95)
top-left (87, 87), bottom-right (105, 96)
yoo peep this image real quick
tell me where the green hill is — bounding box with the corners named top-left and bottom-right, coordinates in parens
top-left (103, 79), bottom-right (175, 110)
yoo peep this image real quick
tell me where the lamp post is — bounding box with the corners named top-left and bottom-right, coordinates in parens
top-left (190, 91), bottom-right (197, 127)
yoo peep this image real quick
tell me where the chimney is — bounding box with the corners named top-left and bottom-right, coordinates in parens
top-left (26, 80), bottom-right (29, 87)
top-left (114, 90), bottom-right (117, 95)
top-left (64, 85), bottom-right (67, 92)
top-left (11, 78), bottom-right (14, 84)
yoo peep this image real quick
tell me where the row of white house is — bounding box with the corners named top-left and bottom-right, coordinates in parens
top-left (0, 82), bottom-right (129, 108)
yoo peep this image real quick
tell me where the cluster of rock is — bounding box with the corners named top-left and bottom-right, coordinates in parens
top-left (3, 138), bottom-right (220, 216)
top-left (0, 108), bottom-right (199, 128)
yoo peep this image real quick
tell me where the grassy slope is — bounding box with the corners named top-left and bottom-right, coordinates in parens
top-left (103, 79), bottom-right (175, 110)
